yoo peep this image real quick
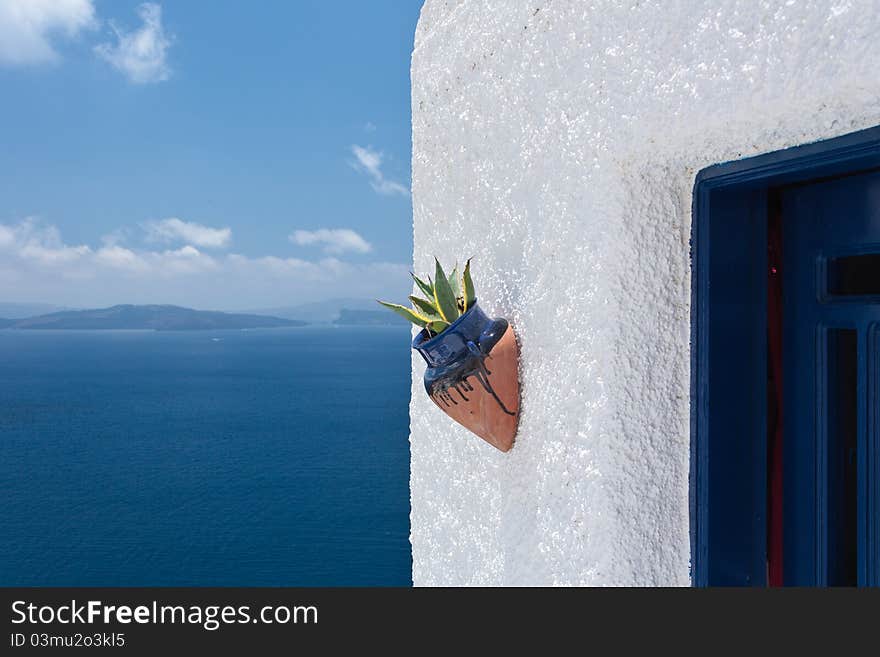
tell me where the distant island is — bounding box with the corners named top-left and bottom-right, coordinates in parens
top-left (246, 298), bottom-right (388, 324)
top-left (0, 305), bottom-right (307, 331)
top-left (333, 309), bottom-right (405, 326)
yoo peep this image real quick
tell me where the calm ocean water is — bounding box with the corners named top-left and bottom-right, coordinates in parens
top-left (0, 326), bottom-right (412, 586)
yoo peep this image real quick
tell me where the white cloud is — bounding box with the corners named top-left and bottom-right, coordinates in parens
top-left (289, 228), bottom-right (372, 255)
top-left (0, 219), bottom-right (409, 309)
top-left (95, 244), bottom-right (148, 272)
top-left (0, 223), bottom-right (15, 246)
top-left (351, 145), bottom-right (409, 196)
top-left (154, 245), bottom-right (218, 274)
top-left (94, 2), bottom-right (171, 84)
top-left (100, 227), bottom-right (132, 247)
top-left (0, 0), bottom-right (96, 65)
top-left (143, 218), bottom-right (231, 249)
top-left (91, 242), bottom-right (215, 275)
top-left (166, 245), bottom-right (200, 258)
top-left (1, 218), bottom-right (91, 265)
top-left (364, 121), bottom-right (377, 132)
top-left (19, 241), bottom-right (91, 265)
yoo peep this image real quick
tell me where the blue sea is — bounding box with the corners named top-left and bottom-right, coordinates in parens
top-left (0, 326), bottom-right (412, 586)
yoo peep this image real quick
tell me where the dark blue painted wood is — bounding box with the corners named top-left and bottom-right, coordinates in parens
top-left (691, 125), bottom-right (880, 587)
top-left (705, 188), bottom-right (767, 586)
top-left (870, 325), bottom-right (880, 585)
top-left (781, 171), bottom-right (880, 585)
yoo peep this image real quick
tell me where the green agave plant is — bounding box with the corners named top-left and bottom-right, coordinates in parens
top-left (378, 257), bottom-right (476, 336)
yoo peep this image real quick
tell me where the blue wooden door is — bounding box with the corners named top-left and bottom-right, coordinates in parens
top-left (782, 170), bottom-right (880, 585)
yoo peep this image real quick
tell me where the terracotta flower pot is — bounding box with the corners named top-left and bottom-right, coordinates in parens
top-left (412, 302), bottom-right (520, 452)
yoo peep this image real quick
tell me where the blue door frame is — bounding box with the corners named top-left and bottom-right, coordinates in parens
top-left (691, 126), bottom-right (880, 586)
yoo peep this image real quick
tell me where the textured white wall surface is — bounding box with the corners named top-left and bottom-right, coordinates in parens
top-left (409, 0), bottom-right (880, 585)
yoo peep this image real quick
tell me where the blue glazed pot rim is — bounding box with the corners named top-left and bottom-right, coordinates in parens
top-left (411, 299), bottom-right (480, 351)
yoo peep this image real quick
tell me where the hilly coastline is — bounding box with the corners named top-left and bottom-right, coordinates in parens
top-left (0, 305), bottom-right (306, 331)
top-left (333, 309), bottom-right (404, 326)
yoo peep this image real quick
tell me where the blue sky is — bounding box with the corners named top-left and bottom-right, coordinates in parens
top-left (0, 0), bottom-right (422, 309)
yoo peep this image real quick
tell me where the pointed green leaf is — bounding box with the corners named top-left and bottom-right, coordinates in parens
top-left (448, 264), bottom-right (461, 301)
top-left (427, 319), bottom-right (450, 334)
top-left (411, 273), bottom-right (434, 299)
top-left (462, 257), bottom-right (476, 309)
top-left (409, 295), bottom-right (440, 318)
top-left (376, 300), bottom-right (429, 327)
top-left (432, 258), bottom-right (459, 322)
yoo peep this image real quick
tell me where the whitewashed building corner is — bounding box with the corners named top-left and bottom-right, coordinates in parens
top-left (408, 0), bottom-right (880, 586)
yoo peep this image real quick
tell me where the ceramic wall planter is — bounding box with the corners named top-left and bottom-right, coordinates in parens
top-left (412, 302), bottom-right (520, 452)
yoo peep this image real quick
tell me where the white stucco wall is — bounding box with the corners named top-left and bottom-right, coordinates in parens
top-left (409, 0), bottom-right (880, 585)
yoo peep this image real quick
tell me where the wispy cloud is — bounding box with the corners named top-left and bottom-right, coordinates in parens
top-left (0, 218), bottom-right (409, 308)
top-left (95, 243), bottom-right (216, 276)
top-left (289, 228), bottom-right (372, 255)
top-left (143, 218), bottom-right (231, 249)
top-left (94, 244), bottom-right (149, 273)
top-left (3, 218), bottom-right (91, 265)
top-left (94, 2), bottom-right (171, 84)
top-left (364, 121), bottom-right (377, 133)
top-left (0, 0), bottom-right (96, 65)
top-left (100, 226), bottom-right (133, 247)
top-left (350, 145), bottom-right (409, 197)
